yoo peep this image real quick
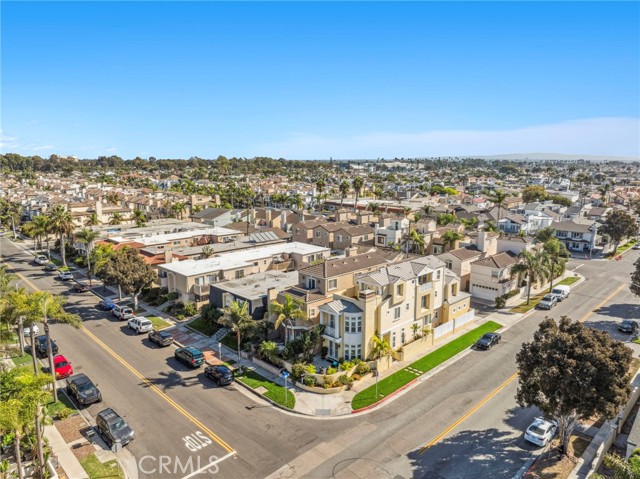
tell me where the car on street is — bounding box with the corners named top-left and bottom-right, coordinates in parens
top-left (34, 255), bottom-right (49, 265)
top-left (537, 294), bottom-right (558, 310)
top-left (33, 334), bottom-right (58, 358)
top-left (66, 374), bottom-right (102, 406)
top-left (550, 285), bottom-right (571, 301)
top-left (474, 332), bottom-right (502, 350)
top-left (174, 346), bottom-right (205, 368)
top-left (112, 305), bottom-right (134, 321)
top-left (72, 282), bottom-right (90, 293)
top-left (633, 243), bottom-right (640, 250)
top-left (148, 330), bottom-right (174, 347)
top-left (44, 263), bottom-right (58, 272)
top-left (619, 319), bottom-right (640, 334)
top-left (524, 417), bottom-right (558, 447)
top-left (128, 316), bottom-right (153, 334)
top-left (98, 298), bottom-right (117, 311)
top-left (52, 355), bottom-right (74, 379)
top-left (204, 365), bottom-right (234, 386)
top-left (58, 270), bottom-right (73, 281)
top-left (21, 324), bottom-right (40, 336)
top-left (96, 408), bottom-right (135, 448)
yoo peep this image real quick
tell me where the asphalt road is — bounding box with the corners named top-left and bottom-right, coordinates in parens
top-left (3, 236), bottom-right (639, 479)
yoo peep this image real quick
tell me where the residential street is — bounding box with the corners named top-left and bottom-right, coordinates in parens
top-left (2, 236), bottom-right (639, 479)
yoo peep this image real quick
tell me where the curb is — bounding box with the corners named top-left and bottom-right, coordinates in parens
top-left (232, 375), bottom-right (308, 416)
top-left (351, 377), bottom-right (419, 413)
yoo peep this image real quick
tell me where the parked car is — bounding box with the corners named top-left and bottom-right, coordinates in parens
top-left (21, 324), bottom-right (40, 336)
top-left (34, 255), bottom-right (49, 265)
top-left (33, 334), bottom-right (58, 358)
top-left (44, 263), bottom-right (58, 272)
top-left (633, 243), bottom-right (640, 250)
top-left (148, 330), bottom-right (174, 347)
top-left (475, 332), bottom-right (502, 350)
top-left (66, 374), bottom-right (102, 406)
top-left (58, 270), bottom-right (73, 281)
top-left (113, 305), bottom-right (134, 321)
top-left (174, 347), bottom-right (205, 368)
top-left (204, 365), bottom-right (234, 386)
top-left (98, 299), bottom-right (117, 311)
top-left (96, 408), bottom-right (135, 448)
top-left (73, 282), bottom-right (90, 293)
top-left (619, 320), bottom-right (640, 334)
top-left (52, 355), bottom-right (73, 379)
top-left (524, 417), bottom-right (558, 447)
top-left (128, 316), bottom-right (153, 334)
top-left (537, 294), bottom-right (558, 310)
top-left (550, 285), bottom-right (571, 301)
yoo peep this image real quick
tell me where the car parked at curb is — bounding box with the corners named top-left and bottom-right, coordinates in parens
top-left (550, 285), bottom-right (571, 301)
top-left (174, 347), bottom-right (204, 368)
top-left (112, 305), bottom-right (134, 321)
top-left (619, 320), bottom-right (640, 334)
top-left (475, 332), bottom-right (502, 350)
top-left (73, 282), bottom-right (90, 293)
top-left (204, 365), bottom-right (234, 386)
top-left (66, 374), bottom-right (102, 406)
top-left (21, 324), bottom-right (40, 336)
top-left (33, 334), bottom-right (58, 358)
top-left (524, 417), bottom-right (558, 447)
top-left (98, 299), bottom-right (117, 311)
top-left (44, 263), bottom-right (58, 272)
top-left (537, 294), bottom-right (558, 310)
top-left (148, 330), bottom-right (174, 347)
top-left (34, 255), bottom-right (49, 265)
top-left (128, 316), bottom-right (153, 334)
top-left (96, 408), bottom-right (135, 448)
top-left (58, 270), bottom-right (73, 281)
top-left (53, 355), bottom-right (74, 379)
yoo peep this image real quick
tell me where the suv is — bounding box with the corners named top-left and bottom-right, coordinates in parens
top-left (112, 305), bottom-right (134, 321)
top-left (98, 299), bottom-right (117, 311)
top-left (128, 316), bottom-right (153, 334)
top-left (96, 408), bottom-right (135, 448)
top-left (537, 294), bottom-right (558, 310)
top-left (174, 347), bottom-right (204, 368)
top-left (66, 374), bottom-right (102, 406)
top-left (33, 334), bottom-right (58, 358)
top-left (58, 271), bottom-right (73, 281)
top-left (44, 263), bottom-right (58, 272)
top-left (148, 330), bottom-right (174, 347)
top-left (204, 365), bottom-right (234, 386)
top-left (619, 320), bottom-right (639, 334)
top-left (34, 255), bottom-right (49, 265)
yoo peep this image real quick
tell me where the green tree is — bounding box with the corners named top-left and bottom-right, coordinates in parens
top-left (406, 229), bottom-right (426, 255)
top-left (369, 333), bottom-right (399, 368)
top-left (483, 221), bottom-right (498, 233)
top-left (441, 230), bottom-right (462, 251)
top-left (339, 180), bottom-right (350, 207)
top-left (171, 202), bottom-right (187, 220)
top-left (516, 316), bottom-right (632, 456)
top-left (90, 243), bottom-right (115, 289)
top-left (436, 213), bottom-right (456, 226)
top-left (352, 176), bottom-right (364, 211)
top-left (601, 210), bottom-right (638, 256)
top-left (488, 189), bottom-right (508, 222)
top-left (22, 215), bottom-right (49, 252)
top-left (47, 204), bottom-right (74, 267)
top-left (270, 294), bottom-right (307, 343)
top-left (109, 211), bottom-right (124, 225)
top-left (74, 228), bottom-right (100, 286)
top-left (101, 247), bottom-right (156, 309)
top-left (600, 453), bottom-right (640, 479)
top-left (84, 212), bottom-right (100, 227)
top-left (535, 226), bottom-right (556, 243)
top-left (510, 250), bottom-right (549, 304)
top-left (219, 300), bottom-right (256, 366)
top-left (598, 184), bottom-right (612, 206)
top-left (521, 185), bottom-right (547, 203)
top-left (132, 209), bottom-right (147, 227)
top-left (258, 340), bottom-right (278, 364)
top-left (543, 238), bottom-right (568, 292)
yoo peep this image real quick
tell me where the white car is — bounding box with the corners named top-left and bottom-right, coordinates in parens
top-left (112, 305), bottom-right (134, 321)
top-left (524, 417), bottom-right (558, 447)
top-left (21, 324), bottom-right (40, 336)
top-left (128, 317), bottom-right (153, 334)
top-left (58, 271), bottom-right (73, 281)
top-left (34, 255), bottom-right (49, 265)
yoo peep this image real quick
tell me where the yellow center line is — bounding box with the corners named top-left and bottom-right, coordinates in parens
top-left (6, 265), bottom-right (236, 456)
top-left (419, 281), bottom-right (628, 454)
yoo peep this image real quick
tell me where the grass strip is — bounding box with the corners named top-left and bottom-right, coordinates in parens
top-left (237, 369), bottom-right (295, 409)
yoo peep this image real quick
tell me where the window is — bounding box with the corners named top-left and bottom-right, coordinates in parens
top-left (253, 262), bottom-right (259, 267)
top-left (406, 303), bottom-right (410, 310)
top-left (377, 236), bottom-right (385, 245)
top-left (364, 234), bottom-right (369, 240)
top-left (315, 231), bottom-right (321, 237)
top-left (329, 314), bottom-right (335, 328)
top-left (435, 290), bottom-right (438, 298)
top-left (491, 270), bottom-right (500, 278)
top-left (445, 260), bottom-right (453, 269)
top-left (173, 241), bottom-right (181, 245)
top-left (336, 235), bottom-right (342, 242)
top-left (344, 344), bottom-right (362, 361)
top-left (309, 308), bottom-right (315, 318)
top-left (397, 284), bottom-right (404, 296)
top-left (436, 270), bottom-right (441, 280)
top-left (421, 295), bottom-right (429, 309)
top-left (392, 332), bottom-right (397, 348)
top-left (394, 307), bottom-right (401, 320)
top-left (418, 274), bottom-right (431, 285)
top-left (401, 328), bottom-right (406, 344)
top-left (344, 316), bottom-right (362, 333)
top-left (295, 228), bottom-right (300, 235)
top-left (328, 279), bottom-right (337, 290)
top-left (235, 270), bottom-right (244, 279)
top-left (195, 276), bottom-right (205, 285)
top-left (423, 314), bottom-right (432, 327)
top-left (306, 277), bottom-right (316, 289)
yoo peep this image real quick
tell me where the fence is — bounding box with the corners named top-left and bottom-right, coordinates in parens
top-left (433, 310), bottom-right (476, 339)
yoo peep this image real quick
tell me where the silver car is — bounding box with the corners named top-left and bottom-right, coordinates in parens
top-left (537, 294), bottom-right (558, 310)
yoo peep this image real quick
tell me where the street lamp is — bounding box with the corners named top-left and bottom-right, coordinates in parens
top-left (218, 342), bottom-right (222, 362)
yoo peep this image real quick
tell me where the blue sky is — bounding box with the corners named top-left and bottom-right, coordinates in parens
top-left (2, 1), bottom-right (639, 159)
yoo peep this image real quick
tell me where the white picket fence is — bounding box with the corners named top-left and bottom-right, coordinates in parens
top-left (433, 310), bottom-right (476, 339)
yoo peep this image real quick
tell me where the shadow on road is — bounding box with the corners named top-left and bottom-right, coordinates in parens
top-left (592, 303), bottom-right (640, 320)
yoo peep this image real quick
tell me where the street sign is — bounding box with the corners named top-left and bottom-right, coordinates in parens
top-left (280, 370), bottom-right (290, 378)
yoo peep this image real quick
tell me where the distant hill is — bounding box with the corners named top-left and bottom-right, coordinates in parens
top-left (473, 153), bottom-right (639, 162)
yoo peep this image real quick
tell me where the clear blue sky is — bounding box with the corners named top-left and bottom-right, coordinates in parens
top-left (2, 1), bottom-right (639, 159)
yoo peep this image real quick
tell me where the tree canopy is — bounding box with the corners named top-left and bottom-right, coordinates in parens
top-left (601, 210), bottom-right (637, 255)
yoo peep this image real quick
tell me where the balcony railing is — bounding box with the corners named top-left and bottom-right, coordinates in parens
top-left (193, 284), bottom-right (211, 296)
top-left (418, 282), bottom-right (433, 292)
top-left (323, 326), bottom-right (341, 339)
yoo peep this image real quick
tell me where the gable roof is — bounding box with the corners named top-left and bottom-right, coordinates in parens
top-left (299, 252), bottom-right (388, 278)
top-left (472, 251), bottom-right (518, 269)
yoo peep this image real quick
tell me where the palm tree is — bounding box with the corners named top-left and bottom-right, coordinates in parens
top-left (90, 243), bottom-right (115, 290)
top-left (510, 250), bottom-right (549, 305)
top-left (84, 212), bottom-right (100, 227)
top-left (543, 238), bottom-right (568, 292)
top-left (339, 180), bottom-right (350, 207)
top-left (104, 192), bottom-right (120, 205)
top-left (47, 204), bottom-right (74, 267)
top-left (406, 229), bottom-right (426, 255)
top-left (75, 228), bottom-right (100, 286)
top-left (258, 340), bottom-right (278, 363)
top-left (201, 245), bottom-right (215, 258)
top-left (315, 178), bottom-right (326, 208)
top-left (441, 230), bottom-right (462, 251)
top-left (22, 215), bottom-right (49, 252)
top-left (132, 209), bottom-right (147, 227)
top-left (219, 300), bottom-right (256, 367)
top-left (488, 189), bottom-right (508, 222)
top-left (172, 202), bottom-right (187, 220)
top-left (369, 332), bottom-right (399, 401)
top-left (483, 221), bottom-right (498, 233)
top-left (598, 184), bottom-right (612, 206)
top-left (352, 177), bottom-right (364, 211)
top-left (270, 294), bottom-right (307, 344)
top-left (286, 193), bottom-right (305, 211)
top-left (109, 212), bottom-right (123, 225)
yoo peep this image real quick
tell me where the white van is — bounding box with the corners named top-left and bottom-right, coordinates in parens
top-left (551, 285), bottom-right (571, 301)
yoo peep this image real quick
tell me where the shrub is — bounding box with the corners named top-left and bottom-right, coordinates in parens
top-left (339, 360), bottom-right (355, 371)
top-left (495, 296), bottom-right (506, 309)
top-left (303, 375), bottom-right (317, 387)
top-left (291, 362), bottom-right (306, 381)
top-left (355, 362), bottom-right (371, 375)
top-left (338, 374), bottom-right (354, 388)
top-left (305, 364), bottom-right (316, 374)
top-left (56, 408), bottom-right (73, 420)
top-left (176, 314), bottom-right (185, 321)
top-left (167, 292), bottom-right (179, 301)
top-left (351, 373), bottom-right (361, 381)
top-left (326, 367), bottom-right (337, 375)
top-left (183, 302), bottom-right (197, 316)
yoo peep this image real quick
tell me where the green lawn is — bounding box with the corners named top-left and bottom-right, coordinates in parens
top-left (0, 330), bottom-right (18, 345)
top-left (352, 321), bottom-right (503, 410)
top-left (615, 241), bottom-right (636, 256)
top-left (146, 316), bottom-right (171, 330)
top-left (237, 369), bottom-right (295, 409)
top-left (11, 352), bottom-right (34, 367)
top-left (556, 276), bottom-right (579, 287)
top-left (80, 454), bottom-right (124, 479)
top-left (511, 276), bottom-right (580, 313)
top-left (188, 316), bottom-right (221, 337)
top-left (46, 393), bottom-right (77, 418)
top-left (220, 333), bottom-right (239, 350)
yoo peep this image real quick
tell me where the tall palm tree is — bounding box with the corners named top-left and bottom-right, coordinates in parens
top-left (172, 201), bottom-right (187, 220)
top-left (598, 184), bottom-right (612, 206)
top-left (90, 243), bottom-right (115, 289)
top-left (84, 212), bottom-right (100, 227)
top-left (510, 250), bottom-right (549, 305)
top-left (104, 192), bottom-right (120, 205)
top-left (488, 189), bottom-right (508, 222)
top-left (22, 215), bottom-right (49, 252)
top-left (315, 178), bottom-right (326, 209)
top-left (219, 300), bottom-right (256, 366)
top-left (339, 180), bottom-right (350, 207)
top-left (132, 208), bottom-right (147, 227)
top-left (352, 177), bottom-right (364, 211)
top-left (75, 228), bottom-right (100, 286)
top-left (483, 221), bottom-right (498, 233)
top-left (441, 230), bottom-right (462, 251)
top-left (406, 229), bottom-right (426, 255)
top-left (370, 332), bottom-right (399, 403)
top-left (543, 238), bottom-right (568, 292)
top-left (201, 245), bottom-right (215, 258)
top-left (109, 212), bottom-right (123, 225)
top-left (286, 193), bottom-right (305, 211)
top-left (47, 204), bottom-right (74, 267)
top-left (270, 294), bottom-right (307, 344)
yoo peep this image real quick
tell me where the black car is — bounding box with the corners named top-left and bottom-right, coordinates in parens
top-left (475, 332), bottom-right (502, 350)
top-left (33, 334), bottom-right (58, 358)
top-left (204, 365), bottom-right (234, 386)
top-left (148, 330), bottom-right (174, 347)
top-left (44, 263), bottom-right (58, 272)
top-left (73, 283), bottom-right (90, 293)
top-left (619, 320), bottom-right (639, 334)
top-left (96, 408), bottom-right (135, 448)
top-left (174, 347), bottom-right (205, 368)
top-left (66, 374), bottom-right (102, 406)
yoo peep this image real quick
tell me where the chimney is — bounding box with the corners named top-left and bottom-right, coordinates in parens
top-left (345, 248), bottom-right (352, 257)
top-left (95, 200), bottom-right (102, 217)
top-left (164, 250), bottom-right (172, 264)
top-left (477, 230), bottom-right (498, 256)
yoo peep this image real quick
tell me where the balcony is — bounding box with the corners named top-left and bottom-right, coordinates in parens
top-left (358, 289), bottom-right (376, 300)
top-left (192, 283), bottom-right (211, 296)
top-left (418, 282), bottom-right (433, 292)
top-left (322, 326), bottom-right (342, 342)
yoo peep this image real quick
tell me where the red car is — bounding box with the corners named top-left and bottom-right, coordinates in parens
top-left (53, 355), bottom-right (73, 379)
